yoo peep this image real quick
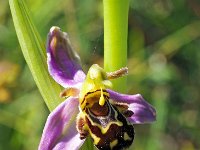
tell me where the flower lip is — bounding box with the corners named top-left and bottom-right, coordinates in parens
top-left (47, 26), bottom-right (86, 88)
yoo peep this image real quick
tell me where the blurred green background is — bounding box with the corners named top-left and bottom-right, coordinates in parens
top-left (0, 0), bottom-right (200, 149)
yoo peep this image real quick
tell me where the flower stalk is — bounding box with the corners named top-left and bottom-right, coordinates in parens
top-left (103, 0), bottom-right (130, 92)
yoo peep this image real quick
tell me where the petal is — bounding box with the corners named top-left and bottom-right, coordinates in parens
top-left (47, 26), bottom-right (86, 88)
top-left (107, 89), bottom-right (156, 124)
top-left (38, 97), bottom-right (84, 150)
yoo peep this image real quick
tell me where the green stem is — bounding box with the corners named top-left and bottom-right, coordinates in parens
top-left (103, 0), bottom-right (130, 92)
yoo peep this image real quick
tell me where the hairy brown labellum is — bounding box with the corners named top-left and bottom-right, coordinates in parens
top-left (76, 90), bottom-right (134, 150)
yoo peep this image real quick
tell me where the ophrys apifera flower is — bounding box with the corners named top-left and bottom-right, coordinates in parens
top-left (38, 27), bottom-right (156, 150)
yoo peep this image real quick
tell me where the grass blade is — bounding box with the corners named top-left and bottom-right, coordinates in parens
top-left (9, 0), bottom-right (63, 111)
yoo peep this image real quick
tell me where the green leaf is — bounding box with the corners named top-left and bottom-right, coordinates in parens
top-left (9, 0), bottom-right (63, 111)
top-left (80, 138), bottom-right (94, 150)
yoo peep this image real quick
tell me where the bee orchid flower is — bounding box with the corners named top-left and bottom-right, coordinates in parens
top-left (38, 27), bottom-right (156, 150)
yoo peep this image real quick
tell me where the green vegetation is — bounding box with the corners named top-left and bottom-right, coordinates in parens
top-left (0, 0), bottom-right (199, 149)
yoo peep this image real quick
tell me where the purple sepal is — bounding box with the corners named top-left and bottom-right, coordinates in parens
top-left (47, 26), bottom-right (86, 88)
top-left (38, 97), bottom-right (84, 150)
top-left (107, 89), bottom-right (156, 124)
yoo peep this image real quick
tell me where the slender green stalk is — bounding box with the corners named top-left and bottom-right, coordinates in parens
top-left (103, 0), bottom-right (130, 92)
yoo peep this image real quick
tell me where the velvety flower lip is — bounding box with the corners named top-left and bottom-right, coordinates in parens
top-left (107, 89), bottom-right (156, 124)
top-left (38, 97), bottom-right (84, 150)
top-left (47, 26), bottom-right (86, 88)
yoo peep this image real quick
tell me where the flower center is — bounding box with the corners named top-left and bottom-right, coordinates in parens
top-left (89, 101), bottom-right (109, 116)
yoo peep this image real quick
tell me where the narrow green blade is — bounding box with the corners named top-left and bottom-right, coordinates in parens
top-left (9, 0), bottom-right (63, 111)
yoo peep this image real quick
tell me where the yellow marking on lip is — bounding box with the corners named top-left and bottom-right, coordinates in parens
top-left (90, 132), bottom-right (101, 145)
top-left (77, 112), bottom-right (101, 145)
top-left (110, 139), bottom-right (118, 149)
top-left (80, 90), bottom-right (109, 111)
top-left (86, 104), bottom-right (123, 134)
top-left (83, 121), bottom-right (101, 145)
top-left (84, 90), bottom-right (109, 100)
top-left (124, 132), bottom-right (132, 141)
top-left (101, 121), bottom-right (123, 134)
